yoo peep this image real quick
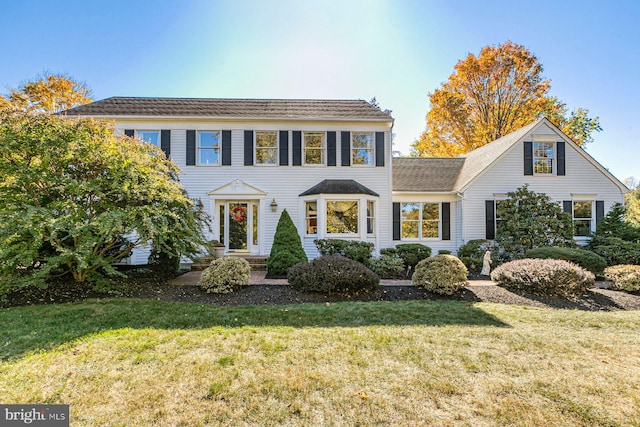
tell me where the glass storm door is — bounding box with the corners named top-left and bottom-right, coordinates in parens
top-left (221, 201), bottom-right (259, 253)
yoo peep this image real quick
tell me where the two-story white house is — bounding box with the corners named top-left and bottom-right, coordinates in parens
top-left (65, 98), bottom-right (628, 263)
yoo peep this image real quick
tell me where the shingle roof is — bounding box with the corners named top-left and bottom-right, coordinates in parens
top-left (299, 179), bottom-right (379, 197)
top-left (63, 97), bottom-right (393, 121)
top-left (392, 157), bottom-right (466, 192)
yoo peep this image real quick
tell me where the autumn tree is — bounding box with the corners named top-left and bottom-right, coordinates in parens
top-left (413, 41), bottom-right (601, 157)
top-left (0, 112), bottom-right (209, 288)
top-left (0, 73), bottom-right (91, 114)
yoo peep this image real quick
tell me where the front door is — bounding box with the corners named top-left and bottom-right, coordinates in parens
top-left (219, 201), bottom-right (259, 253)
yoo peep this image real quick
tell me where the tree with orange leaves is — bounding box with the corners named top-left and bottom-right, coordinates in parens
top-left (412, 41), bottom-right (600, 157)
top-left (1, 73), bottom-right (92, 114)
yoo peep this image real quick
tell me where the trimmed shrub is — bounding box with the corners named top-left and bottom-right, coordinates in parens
top-left (460, 256), bottom-right (484, 274)
top-left (457, 239), bottom-right (488, 258)
top-left (458, 240), bottom-right (499, 273)
top-left (288, 255), bottom-right (379, 295)
top-left (267, 210), bottom-right (307, 277)
top-left (438, 249), bottom-right (452, 255)
top-left (491, 258), bottom-right (594, 297)
top-left (314, 239), bottom-right (374, 264)
top-left (412, 254), bottom-right (468, 295)
top-left (395, 244), bottom-right (432, 272)
top-left (366, 254), bottom-right (405, 279)
top-left (148, 244), bottom-right (180, 277)
top-left (588, 236), bottom-right (640, 266)
top-left (604, 265), bottom-right (640, 292)
top-left (526, 246), bottom-right (607, 276)
top-left (200, 257), bottom-right (251, 294)
top-left (379, 247), bottom-right (398, 257)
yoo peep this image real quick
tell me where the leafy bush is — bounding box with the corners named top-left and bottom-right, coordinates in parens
top-left (412, 254), bottom-right (468, 295)
top-left (200, 257), bottom-right (251, 294)
top-left (379, 247), bottom-right (398, 257)
top-left (395, 244), bottom-right (432, 273)
top-left (438, 249), bottom-right (452, 255)
top-left (588, 236), bottom-right (640, 266)
top-left (366, 254), bottom-right (405, 279)
top-left (148, 242), bottom-right (181, 277)
top-left (526, 246), bottom-right (607, 276)
top-left (267, 210), bottom-right (307, 277)
top-left (314, 239), bottom-right (374, 264)
top-left (604, 265), bottom-right (640, 292)
top-left (457, 239), bottom-right (488, 258)
top-left (491, 258), bottom-right (594, 297)
top-left (460, 256), bottom-right (484, 274)
top-left (288, 255), bottom-right (379, 295)
top-left (458, 240), bottom-right (500, 273)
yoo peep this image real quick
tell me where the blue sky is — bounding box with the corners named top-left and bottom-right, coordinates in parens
top-left (2, 0), bottom-right (638, 183)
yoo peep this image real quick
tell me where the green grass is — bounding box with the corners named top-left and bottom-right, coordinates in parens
top-left (1, 299), bottom-right (639, 426)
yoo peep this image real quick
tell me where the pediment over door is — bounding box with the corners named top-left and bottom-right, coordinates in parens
top-left (208, 179), bottom-right (267, 197)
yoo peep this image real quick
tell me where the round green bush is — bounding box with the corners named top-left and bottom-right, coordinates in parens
top-left (366, 254), bottom-right (405, 279)
top-left (491, 258), bottom-right (594, 297)
top-left (395, 244), bottom-right (432, 271)
top-left (199, 257), bottom-right (251, 294)
top-left (526, 246), bottom-right (607, 276)
top-left (604, 264), bottom-right (640, 292)
top-left (588, 236), bottom-right (640, 266)
top-left (412, 254), bottom-right (468, 295)
top-left (287, 255), bottom-right (380, 295)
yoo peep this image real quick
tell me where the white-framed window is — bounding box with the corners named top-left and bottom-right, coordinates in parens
top-left (137, 131), bottom-right (160, 147)
top-left (572, 200), bottom-right (593, 237)
top-left (304, 132), bottom-right (325, 165)
top-left (366, 200), bottom-right (375, 234)
top-left (198, 131), bottom-right (221, 166)
top-left (326, 200), bottom-right (359, 234)
top-left (533, 141), bottom-right (554, 174)
top-left (305, 201), bottom-right (318, 235)
top-left (352, 132), bottom-right (374, 166)
top-left (255, 131), bottom-right (278, 165)
top-left (401, 202), bottom-right (440, 239)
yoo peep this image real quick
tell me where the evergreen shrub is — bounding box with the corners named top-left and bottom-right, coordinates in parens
top-left (267, 210), bottom-right (307, 277)
top-left (288, 255), bottom-right (379, 295)
top-left (412, 254), bottom-right (468, 295)
top-left (314, 239), bottom-right (374, 264)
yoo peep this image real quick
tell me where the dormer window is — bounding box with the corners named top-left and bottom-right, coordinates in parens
top-left (533, 142), bottom-right (554, 174)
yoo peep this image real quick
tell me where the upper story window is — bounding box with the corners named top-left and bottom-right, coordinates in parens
top-left (401, 202), bottom-right (440, 239)
top-left (533, 142), bottom-right (554, 174)
top-left (138, 131), bottom-right (160, 147)
top-left (352, 132), bottom-right (374, 166)
top-left (304, 132), bottom-right (325, 165)
top-left (198, 131), bottom-right (220, 165)
top-left (572, 200), bottom-right (593, 236)
top-left (255, 131), bottom-right (278, 165)
top-left (326, 200), bottom-right (358, 234)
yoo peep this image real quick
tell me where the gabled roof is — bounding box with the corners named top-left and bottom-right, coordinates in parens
top-left (63, 97), bottom-right (393, 121)
top-left (299, 179), bottom-right (379, 197)
top-left (392, 157), bottom-right (465, 192)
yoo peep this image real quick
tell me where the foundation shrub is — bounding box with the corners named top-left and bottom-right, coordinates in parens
top-left (314, 239), bottom-right (374, 264)
top-left (288, 255), bottom-right (379, 295)
top-left (588, 236), bottom-right (640, 266)
top-left (412, 254), bottom-right (468, 295)
top-left (199, 257), bottom-right (251, 294)
top-left (604, 265), bottom-right (640, 292)
top-left (395, 244), bottom-right (432, 273)
top-left (491, 258), bottom-right (594, 297)
top-left (366, 254), bottom-right (405, 279)
top-left (526, 246), bottom-right (607, 276)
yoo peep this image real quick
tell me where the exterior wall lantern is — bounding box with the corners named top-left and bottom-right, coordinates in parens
top-left (270, 198), bottom-right (278, 212)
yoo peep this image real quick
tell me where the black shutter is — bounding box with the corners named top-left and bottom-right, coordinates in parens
top-left (160, 130), bottom-right (171, 158)
top-left (485, 200), bottom-right (495, 239)
top-left (341, 131), bottom-right (351, 166)
top-left (524, 141), bottom-right (533, 175)
top-left (327, 132), bottom-right (336, 166)
top-left (292, 131), bottom-right (302, 166)
top-left (556, 141), bottom-right (565, 176)
top-left (222, 130), bottom-right (231, 166)
top-left (124, 129), bottom-right (134, 137)
top-left (595, 200), bottom-right (605, 227)
top-left (392, 202), bottom-right (401, 241)
top-left (563, 200), bottom-right (573, 215)
top-left (375, 132), bottom-right (385, 167)
top-left (279, 131), bottom-right (289, 166)
top-left (441, 202), bottom-right (451, 240)
top-left (186, 130), bottom-right (196, 166)
top-left (244, 130), bottom-right (254, 166)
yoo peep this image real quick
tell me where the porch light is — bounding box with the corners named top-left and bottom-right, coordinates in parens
top-left (270, 198), bottom-right (278, 212)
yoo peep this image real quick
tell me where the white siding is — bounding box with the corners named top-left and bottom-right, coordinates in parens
top-left (461, 125), bottom-right (626, 245)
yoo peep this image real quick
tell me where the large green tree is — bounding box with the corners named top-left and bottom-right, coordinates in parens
top-left (1, 73), bottom-right (91, 113)
top-left (0, 112), bottom-right (209, 287)
top-left (412, 41), bottom-right (601, 157)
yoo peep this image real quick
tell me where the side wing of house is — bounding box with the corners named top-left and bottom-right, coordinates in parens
top-left (459, 120), bottom-right (628, 246)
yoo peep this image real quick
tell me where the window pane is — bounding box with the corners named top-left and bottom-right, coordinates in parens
top-left (367, 200), bottom-right (375, 234)
top-left (256, 148), bottom-right (277, 164)
top-left (533, 142), bottom-right (554, 174)
top-left (139, 131), bottom-right (159, 146)
top-left (199, 132), bottom-right (219, 148)
top-left (574, 220), bottom-right (591, 236)
top-left (352, 133), bottom-right (373, 149)
top-left (422, 221), bottom-right (439, 238)
top-left (422, 203), bottom-right (439, 220)
top-left (305, 149), bottom-right (323, 164)
top-left (305, 132), bottom-right (324, 148)
top-left (402, 221), bottom-right (419, 239)
top-left (256, 131), bottom-right (277, 148)
top-left (304, 132), bottom-right (325, 165)
top-left (573, 201), bottom-right (592, 218)
top-left (352, 149), bottom-right (374, 165)
top-left (326, 200), bottom-right (358, 234)
top-left (352, 133), bottom-right (374, 166)
top-left (199, 149), bottom-right (219, 165)
top-left (306, 201), bottom-right (318, 234)
top-left (252, 204), bottom-right (258, 245)
top-left (401, 203), bottom-right (419, 221)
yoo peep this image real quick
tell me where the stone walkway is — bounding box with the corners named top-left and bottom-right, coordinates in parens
top-left (169, 270), bottom-right (497, 287)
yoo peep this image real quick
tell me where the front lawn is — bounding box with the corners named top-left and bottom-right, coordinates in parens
top-left (1, 299), bottom-right (638, 426)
